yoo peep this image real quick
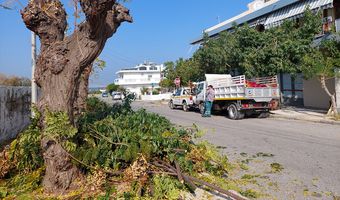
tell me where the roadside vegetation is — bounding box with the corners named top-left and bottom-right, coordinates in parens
top-left (0, 97), bottom-right (281, 199)
top-left (106, 83), bottom-right (126, 94)
top-left (0, 73), bottom-right (31, 86)
top-left (162, 9), bottom-right (322, 87)
top-left (163, 9), bottom-right (340, 116)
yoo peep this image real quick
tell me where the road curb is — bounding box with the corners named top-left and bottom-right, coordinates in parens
top-left (269, 113), bottom-right (340, 125)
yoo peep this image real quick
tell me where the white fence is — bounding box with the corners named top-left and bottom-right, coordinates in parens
top-left (141, 93), bottom-right (172, 101)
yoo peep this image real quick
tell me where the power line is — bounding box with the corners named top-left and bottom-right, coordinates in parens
top-left (101, 54), bottom-right (135, 66)
top-left (104, 46), bottom-right (140, 64)
top-left (0, 4), bottom-right (11, 9)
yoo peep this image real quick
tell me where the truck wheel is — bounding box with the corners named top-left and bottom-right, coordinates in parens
top-left (228, 104), bottom-right (240, 120)
top-left (258, 112), bottom-right (270, 118)
top-left (199, 103), bottom-right (205, 114)
top-left (169, 101), bottom-right (175, 109)
top-left (183, 102), bottom-right (189, 112)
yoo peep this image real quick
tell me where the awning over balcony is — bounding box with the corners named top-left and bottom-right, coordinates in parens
top-left (265, 0), bottom-right (333, 28)
top-left (191, 0), bottom-right (335, 44)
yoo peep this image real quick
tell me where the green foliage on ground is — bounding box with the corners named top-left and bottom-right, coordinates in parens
top-left (75, 109), bottom-right (192, 170)
top-left (8, 108), bottom-right (43, 173)
top-left (270, 162), bottom-right (284, 173)
top-left (1, 97), bottom-right (269, 199)
top-left (240, 189), bottom-right (262, 199)
top-left (2, 168), bottom-right (44, 198)
top-left (151, 175), bottom-right (183, 200)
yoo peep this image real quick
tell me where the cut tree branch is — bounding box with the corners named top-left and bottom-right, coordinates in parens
top-left (104, 3), bottom-right (133, 38)
top-left (21, 0), bottom-right (67, 46)
top-left (79, 0), bottom-right (133, 39)
top-left (79, 0), bottom-right (116, 36)
top-left (66, 2), bottom-right (132, 71)
top-left (153, 159), bottom-right (248, 200)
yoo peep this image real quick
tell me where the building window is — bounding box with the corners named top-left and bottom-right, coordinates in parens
top-left (139, 67), bottom-right (147, 70)
top-left (294, 18), bottom-right (301, 28)
top-left (150, 66), bottom-right (157, 70)
top-left (255, 24), bottom-right (265, 32)
top-left (322, 8), bottom-right (334, 34)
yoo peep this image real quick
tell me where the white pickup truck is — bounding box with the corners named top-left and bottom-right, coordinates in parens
top-left (169, 87), bottom-right (196, 112)
top-left (169, 74), bottom-right (280, 120)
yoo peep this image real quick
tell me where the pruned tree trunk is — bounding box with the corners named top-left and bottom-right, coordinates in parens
top-left (21, 0), bottom-right (132, 193)
top-left (320, 76), bottom-right (338, 116)
top-left (75, 65), bottom-right (92, 118)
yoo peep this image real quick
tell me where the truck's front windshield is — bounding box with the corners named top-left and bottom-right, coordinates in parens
top-left (197, 83), bottom-right (204, 94)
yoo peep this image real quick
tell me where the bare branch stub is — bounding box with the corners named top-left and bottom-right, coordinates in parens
top-left (79, 0), bottom-right (116, 38)
top-left (79, 0), bottom-right (133, 39)
top-left (69, 1), bottom-right (133, 69)
top-left (21, 0), bottom-right (67, 46)
top-left (106, 3), bottom-right (133, 37)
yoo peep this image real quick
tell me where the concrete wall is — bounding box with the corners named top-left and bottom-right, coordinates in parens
top-left (336, 69), bottom-right (340, 113)
top-left (0, 86), bottom-right (31, 145)
top-left (303, 78), bottom-right (335, 109)
top-left (122, 85), bottom-right (161, 98)
top-left (141, 93), bottom-right (172, 101)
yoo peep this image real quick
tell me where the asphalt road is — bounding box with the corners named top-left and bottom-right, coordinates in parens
top-left (132, 100), bottom-right (340, 200)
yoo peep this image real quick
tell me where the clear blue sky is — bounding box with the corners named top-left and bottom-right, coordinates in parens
top-left (0, 0), bottom-right (252, 87)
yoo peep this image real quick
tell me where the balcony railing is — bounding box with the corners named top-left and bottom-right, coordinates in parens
top-left (115, 78), bottom-right (161, 85)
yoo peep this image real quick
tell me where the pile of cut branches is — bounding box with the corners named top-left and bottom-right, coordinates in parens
top-left (0, 97), bottom-right (251, 199)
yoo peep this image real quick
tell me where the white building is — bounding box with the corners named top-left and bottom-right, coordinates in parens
top-left (115, 62), bottom-right (164, 97)
top-left (192, 0), bottom-right (340, 110)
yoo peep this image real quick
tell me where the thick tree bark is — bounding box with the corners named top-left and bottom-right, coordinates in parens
top-left (75, 65), bottom-right (92, 116)
top-left (21, 0), bottom-right (132, 193)
top-left (320, 76), bottom-right (338, 116)
top-left (41, 139), bottom-right (80, 193)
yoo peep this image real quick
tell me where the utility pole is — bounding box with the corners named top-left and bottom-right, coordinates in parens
top-left (31, 31), bottom-right (37, 115)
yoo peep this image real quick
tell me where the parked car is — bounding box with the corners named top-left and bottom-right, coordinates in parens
top-left (112, 92), bottom-right (122, 100)
top-left (101, 92), bottom-right (109, 97)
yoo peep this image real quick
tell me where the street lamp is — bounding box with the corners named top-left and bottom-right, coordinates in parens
top-left (31, 32), bottom-right (38, 116)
